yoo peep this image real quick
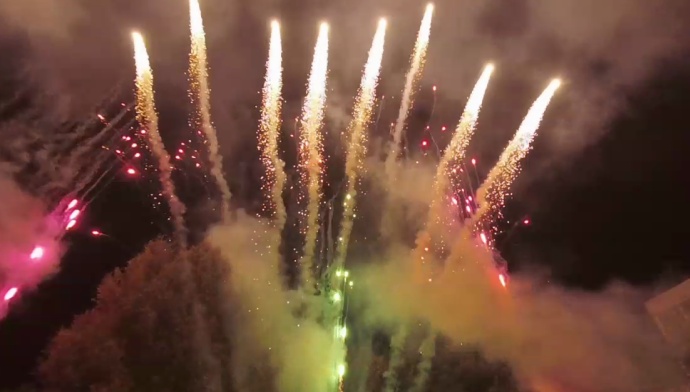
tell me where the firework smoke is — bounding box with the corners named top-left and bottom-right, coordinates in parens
top-left (334, 18), bottom-right (387, 273)
top-left (132, 32), bottom-right (188, 247)
top-left (188, 0), bottom-right (232, 220)
top-left (208, 214), bottom-right (344, 392)
top-left (473, 78), bottom-right (562, 235)
top-left (384, 3), bottom-right (434, 181)
top-left (298, 23), bottom-right (329, 290)
top-left (257, 20), bottom-right (286, 257)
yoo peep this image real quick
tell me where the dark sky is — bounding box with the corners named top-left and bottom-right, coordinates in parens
top-left (1, 0), bottom-right (690, 388)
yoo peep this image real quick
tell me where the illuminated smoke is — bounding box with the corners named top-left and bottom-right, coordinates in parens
top-left (257, 20), bottom-right (286, 257)
top-left (473, 78), bottom-right (562, 234)
top-left (132, 31), bottom-right (188, 247)
top-left (188, 0), bottom-right (232, 220)
top-left (297, 22), bottom-right (329, 290)
top-left (385, 3), bottom-right (434, 181)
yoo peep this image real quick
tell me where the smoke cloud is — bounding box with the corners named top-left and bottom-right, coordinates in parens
top-left (208, 213), bottom-right (344, 392)
top-left (0, 168), bottom-right (62, 318)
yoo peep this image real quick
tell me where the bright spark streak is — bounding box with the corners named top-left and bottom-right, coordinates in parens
top-left (132, 31), bottom-right (188, 247)
top-left (257, 19), bottom-right (286, 243)
top-left (68, 209), bottom-right (81, 221)
top-left (386, 3), bottom-right (434, 180)
top-left (334, 18), bottom-right (387, 270)
top-left (30, 246), bottom-right (44, 260)
top-left (475, 78), bottom-right (561, 230)
top-left (66, 220), bottom-right (77, 230)
top-left (67, 199), bottom-right (78, 210)
top-left (189, 0), bottom-right (232, 219)
top-left (3, 287), bottom-right (18, 301)
top-left (417, 64), bottom-right (494, 255)
top-left (499, 273), bottom-right (507, 288)
top-left (298, 22), bottom-right (329, 289)
top-left (91, 230), bottom-right (102, 236)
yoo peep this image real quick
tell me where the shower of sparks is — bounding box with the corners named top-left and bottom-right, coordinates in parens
top-left (330, 18), bottom-right (387, 392)
top-left (257, 20), bottom-right (286, 245)
top-left (132, 31), bottom-right (188, 247)
top-left (334, 18), bottom-right (387, 271)
top-left (416, 63), bottom-right (494, 256)
top-left (298, 22), bottom-right (330, 290)
top-left (189, 0), bottom-right (232, 220)
top-left (385, 3), bottom-right (434, 180)
top-left (474, 78), bottom-right (562, 234)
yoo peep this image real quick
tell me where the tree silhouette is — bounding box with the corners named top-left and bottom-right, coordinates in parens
top-left (38, 240), bottom-right (234, 392)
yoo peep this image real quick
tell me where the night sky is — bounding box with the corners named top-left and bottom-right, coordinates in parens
top-left (1, 0), bottom-right (690, 389)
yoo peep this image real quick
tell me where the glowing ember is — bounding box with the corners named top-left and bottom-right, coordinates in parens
top-left (91, 230), bottom-right (102, 236)
top-left (127, 168), bottom-right (136, 175)
top-left (498, 273), bottom-right (507, 288)
top-left (66, 220), bottom-right (77, 230)
top-left (67, 199), bottom-right (78, 210)
top-left (68, 209), bottom-right (81, 221)
top-left (29, 246), bottom-right (44, 260)
top-left (480, 232), bottom-right (488, 245)
top-left (3, 287), bottom-right (18, 301)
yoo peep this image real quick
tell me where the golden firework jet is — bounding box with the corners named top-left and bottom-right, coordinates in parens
top-left (474, 78), bottom-right (562, 233)
top-left (132, 32), bottom-right (188, 247)
top-left (189, 0), bottom-right (232, 220)
top-left (385, 3), bottom-right (434, 181)
top-left (257, 20), bottom-right (285, 261)
top-left (417, 64), bottom-right (495, 255)
top-left (298, 22), bottom-right (329, 290)
top-left (334, 18), bottom-right (387, 271)
top-left (330, 18), bottom-right (387, 392)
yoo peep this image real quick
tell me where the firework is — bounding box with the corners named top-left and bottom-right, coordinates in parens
top-left (473, 78), bottom-right (561, 234)
top-left (385, 3), bottom-right (434, 180)
top-left (257, 20), bottom-right (286, 250)
top-left (298, 22), bottom-right (329, 290)
top-left (334, 18), bottom-right (387, 272)
top-left (415, 64), bottom-right (495, 256)
top-left (132, 31), bottom-right (188, 247)
top-left (328, 18), bottom-right (387, 392)
top-left (189, 0), bottom-right (232, 220)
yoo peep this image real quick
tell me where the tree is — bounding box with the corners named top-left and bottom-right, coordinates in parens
top-left (38, 241), bottom-right (235, 392)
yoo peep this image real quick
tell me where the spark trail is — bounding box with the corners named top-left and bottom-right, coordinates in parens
top-left (132, 32), bottom-right (188, 247)
top-left (298, 23), bottom-right (329, 290)
top-left (334, 18), bottom-right (387, 273)
top-left (473, 78), bottom-right (561, 234)
top-left (415, 64), bottom-right (494, 257)
top-left (189, 0), bottom-right (232, 220)
top-left (257, 20), bottom-right (285, 263)
top-left (385, 3), bottom-right (434, 180)
top-left (330, 18), bottom-right (387, 392)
